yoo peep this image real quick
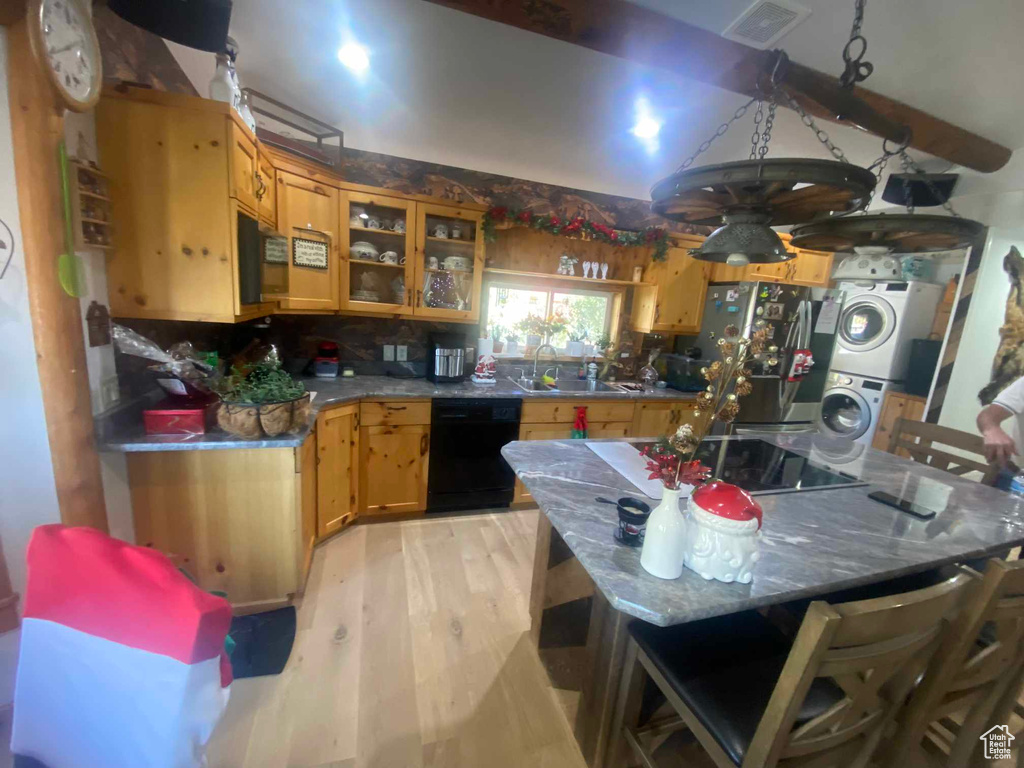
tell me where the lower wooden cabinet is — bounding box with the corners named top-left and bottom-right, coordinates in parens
top-left (127, 436), bottom-right (318, 611)
top-left (359, 422), bottom-right (430, 516)
top-left (316, 404), bottom-right (359, 540)
top-left (631, 401), bottom-right (700, 438)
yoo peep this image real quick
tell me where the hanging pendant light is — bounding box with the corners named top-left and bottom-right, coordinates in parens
top-left (649, 48), bottom-right (878, 264)
top-left (698, 213), bottom-right (790, 267)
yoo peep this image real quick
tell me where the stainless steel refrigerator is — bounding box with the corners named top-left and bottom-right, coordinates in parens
top-left (676, 281), bottom-right (843, 431)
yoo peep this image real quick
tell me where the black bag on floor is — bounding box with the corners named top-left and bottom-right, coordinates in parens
top-left (228, 606), bottom-right (296, 678)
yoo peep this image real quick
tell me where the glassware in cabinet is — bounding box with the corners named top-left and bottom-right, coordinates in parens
top-left (414, 203), bottom-right (484, 321)
top-left (340, 191), bottom-right (416, 314)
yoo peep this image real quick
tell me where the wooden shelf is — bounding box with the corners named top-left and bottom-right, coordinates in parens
top-left (426, 236), bottom-right (474, 245)
top-left (80, 217), bottom-right (111, 226)
top-left (483, 268), bottom-right (651, 287)
top-left (349, 259), bottom-right (405, 270)
top-left (351, 226), bottom-right (405, 237)
top-left (78, 190), bottom-right (111, 202)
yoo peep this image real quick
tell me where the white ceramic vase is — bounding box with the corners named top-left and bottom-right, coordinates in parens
top-left (567, 341), bottom-right (584, 357)
top-left (640, 488), bottom-right (686, 580)
top-left (506, 341), bottom-right (519, 356)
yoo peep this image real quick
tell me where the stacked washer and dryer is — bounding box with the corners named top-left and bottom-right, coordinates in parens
top-left (815, 273), bottom-right (943, 454)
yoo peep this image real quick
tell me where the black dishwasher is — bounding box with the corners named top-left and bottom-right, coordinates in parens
top-left (427, 398), bottom-right (522, 512)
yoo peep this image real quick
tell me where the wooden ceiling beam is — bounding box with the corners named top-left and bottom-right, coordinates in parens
top-left (424, 0), bottom-right (1012, 173)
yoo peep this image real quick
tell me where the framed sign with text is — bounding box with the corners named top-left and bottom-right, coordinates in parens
top-left (292, 237), bottom-right (329, 270)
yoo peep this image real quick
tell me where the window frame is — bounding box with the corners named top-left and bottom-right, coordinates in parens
top-left (480, 275), bottom-right (624, 357)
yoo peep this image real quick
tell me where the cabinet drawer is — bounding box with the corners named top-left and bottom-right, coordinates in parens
top-left (521, 400), bottom-right (635, 424)
top-left (360, 400), bottom-right (431, 426)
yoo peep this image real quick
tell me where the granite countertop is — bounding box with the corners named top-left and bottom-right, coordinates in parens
top-left (96, 375), bottom-right (696, 452)
top-left (501, 433), bottom-right (1024, 627)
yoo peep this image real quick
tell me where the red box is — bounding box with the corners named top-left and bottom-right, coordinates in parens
top-left (143, 400), bottom-right (216, 435)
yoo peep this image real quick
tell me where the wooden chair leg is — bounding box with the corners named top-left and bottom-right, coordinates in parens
top-left (609, 639), bottom-right (647, 768)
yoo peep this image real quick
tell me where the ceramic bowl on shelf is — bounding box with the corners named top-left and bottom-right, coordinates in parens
top-left (351, 290), bottom-right (381, 303)
top-left (350, 241), bottom-right (379, 261)
top-left (442, 255), bottom-right (472, 271)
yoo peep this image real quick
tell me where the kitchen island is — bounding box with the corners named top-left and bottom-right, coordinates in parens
top-left (501, 433), bottom-right (1024, 768)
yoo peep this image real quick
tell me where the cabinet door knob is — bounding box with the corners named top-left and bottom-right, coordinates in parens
top-left (420, 433), bottom-right (429, 456)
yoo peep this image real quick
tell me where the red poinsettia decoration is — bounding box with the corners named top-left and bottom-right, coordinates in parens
top-left (640, 444), bottom-right (712, 490)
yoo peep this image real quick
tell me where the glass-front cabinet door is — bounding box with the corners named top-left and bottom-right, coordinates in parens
top-left (413, 203), bottom-right (484, 322)
top-left (340, 191), bottom-right (416, 315)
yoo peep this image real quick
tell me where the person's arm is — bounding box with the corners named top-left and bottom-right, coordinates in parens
top-left (978, 403), bottom-right (1018, 466)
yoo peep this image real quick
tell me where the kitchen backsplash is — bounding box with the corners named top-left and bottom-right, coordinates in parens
top-left (114, 315), bottom-right (478, 400)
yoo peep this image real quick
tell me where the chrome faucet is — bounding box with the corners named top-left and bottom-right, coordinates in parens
top-left (532, 343), bottom-right (558, 377)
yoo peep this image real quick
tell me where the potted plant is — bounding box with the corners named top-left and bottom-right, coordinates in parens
top-left (490, 324), bottom-right (505, 354)
top-left (506, 331), bottom-right (520, 356)
top-left (566, 329), bottom-right (586, 357)
top-left (213, 362), bottom-right (309, 438)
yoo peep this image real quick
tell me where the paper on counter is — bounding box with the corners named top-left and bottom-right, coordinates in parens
top-left (586, 442), bottom-right (694, 502)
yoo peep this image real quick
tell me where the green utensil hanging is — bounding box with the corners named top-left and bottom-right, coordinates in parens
top-left (57, 141), bottom-right (84, 298)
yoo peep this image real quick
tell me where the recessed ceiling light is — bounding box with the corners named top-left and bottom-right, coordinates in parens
top-left (632, 116), bottom-right (661, 140)
top-left (338, 43), bottom-right (369, 72)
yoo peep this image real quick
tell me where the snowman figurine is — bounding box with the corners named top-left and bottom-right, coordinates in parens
top-left (682, 481), bottom-right (763, 584)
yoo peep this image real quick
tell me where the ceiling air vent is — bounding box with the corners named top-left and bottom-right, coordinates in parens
top-left (722, 0), bottom-right (811, 49)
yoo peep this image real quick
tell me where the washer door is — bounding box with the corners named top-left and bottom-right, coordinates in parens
top-left (818, 387), bottom-right (873, 441)
top-left (838, 296), bottom-right (896, 353)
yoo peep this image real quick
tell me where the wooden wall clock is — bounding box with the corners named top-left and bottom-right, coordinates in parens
top-left (27, 0), bottom-right (103, 112)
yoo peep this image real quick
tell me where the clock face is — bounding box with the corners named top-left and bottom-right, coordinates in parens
top-left (37, 0), bottom-right (100, 108)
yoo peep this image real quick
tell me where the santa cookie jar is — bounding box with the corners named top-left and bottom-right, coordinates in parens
top-left (682, 482), bottom-right (763, 584)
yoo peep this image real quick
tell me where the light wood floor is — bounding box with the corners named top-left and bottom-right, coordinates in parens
top-left (207, 509), bottom-right (588, 768)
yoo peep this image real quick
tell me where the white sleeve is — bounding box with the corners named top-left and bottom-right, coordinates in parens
top-left (993, 377), bottom-right (1024, 415)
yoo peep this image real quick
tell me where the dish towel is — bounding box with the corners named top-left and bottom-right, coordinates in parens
top-left (12, 525), bottom-right (232, 768)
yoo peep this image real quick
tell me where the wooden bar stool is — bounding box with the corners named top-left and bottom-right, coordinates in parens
top-left (609, 572), bottom-right (973, 768)
top-left (889, 558), bottom-right (1024, 767)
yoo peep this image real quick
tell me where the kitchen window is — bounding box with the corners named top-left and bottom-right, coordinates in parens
top-left (483, 279), bottom-right (615, 352)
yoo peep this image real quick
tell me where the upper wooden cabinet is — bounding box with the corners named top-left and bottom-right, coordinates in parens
top-left (96, 89), bottom-right (275, 322)
top-left (256, 150), bottom-right (277, 229)
top-left (414, 203), bottom-right (484, 322)
top-left (708, 242), bottom-right (832, 288)
top-left (228, 123), bottom-right (260, 213)
top-left (340, 190), bottom-right (417, 315)
top-left (273, 172), bottom-right (340, 312)
top-left (640, 237), bottom-right (711, 334)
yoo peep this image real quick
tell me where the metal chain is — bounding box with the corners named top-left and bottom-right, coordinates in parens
top-left (782, 90), bottom-right (850, 163)
top-left (840, 0), bottom-right (873, 89)
top-left (675, 97), bottom-right (759, 172)
top-left (758, 99), bottom-right (777, 159)
top-left (898, 150), bottom-right (961, 217)
top-left (749, 100), bottom-right (765, 160)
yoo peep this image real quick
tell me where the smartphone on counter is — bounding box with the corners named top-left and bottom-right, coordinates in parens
top-left (868, 490), bottom-right (939, 520)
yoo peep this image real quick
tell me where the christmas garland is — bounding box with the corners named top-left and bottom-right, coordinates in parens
top-left (483, 207), bottom-right (671, 261)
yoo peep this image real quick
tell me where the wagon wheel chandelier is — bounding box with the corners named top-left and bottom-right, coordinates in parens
top-left (651, 45), bottom-right (877, 266)
top-left (652, 0), bottom-right (983, 264)
top-left (789, 149), bottom-right (986, 254)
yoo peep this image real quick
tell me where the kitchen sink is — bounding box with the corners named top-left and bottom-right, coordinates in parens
top-left (507, 377), bottom-right (615, 393)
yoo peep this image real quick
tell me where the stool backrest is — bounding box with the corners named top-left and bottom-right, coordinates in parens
top-left (888, 418), bottom-right (998, 483)
top-left (891, 558), bottom-right (1024, 766)
top-left (744, 572), bottom-right (973, 768)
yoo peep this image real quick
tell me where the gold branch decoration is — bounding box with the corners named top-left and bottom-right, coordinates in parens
top-left (669, 325), bottom-right (774, 477)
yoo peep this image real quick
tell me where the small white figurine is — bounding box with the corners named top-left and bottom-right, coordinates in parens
top-left (600, 263), bottom-right (609, 279)
top-left (682, 482), bottom-right (763, 584)
top-left (582, 261), bottom-right (592, 278)
top-left (557, 253), bottom-right (578, 276)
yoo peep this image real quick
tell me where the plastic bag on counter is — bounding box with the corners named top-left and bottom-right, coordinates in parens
top-left (111, 323), bottom-right (219, 399)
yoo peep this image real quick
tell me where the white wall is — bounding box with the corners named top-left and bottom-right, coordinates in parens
top-left (62, 110), bottom-right (134, 544)
top-left (938, 190), bottom-right (1024, 436)
top-left (0, 28), bottom-right (64, 704)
